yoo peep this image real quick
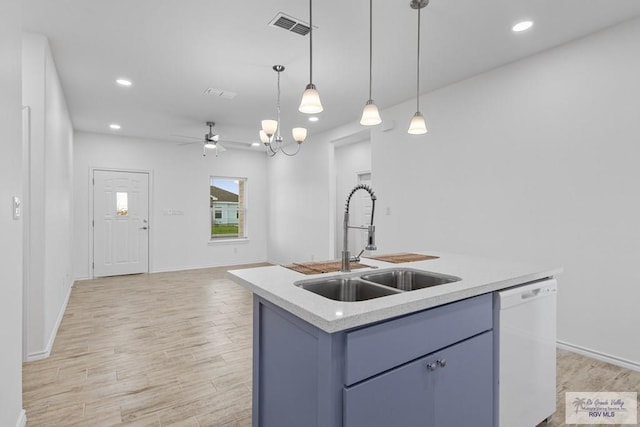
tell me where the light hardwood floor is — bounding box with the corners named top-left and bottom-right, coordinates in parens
top-left (23, 265), bottom-right (640, 426)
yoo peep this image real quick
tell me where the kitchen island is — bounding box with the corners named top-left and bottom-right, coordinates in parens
top-left (228, 251), bottom-right (561, 427)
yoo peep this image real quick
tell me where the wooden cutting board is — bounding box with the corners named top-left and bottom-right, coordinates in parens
top-left (365, 253), bottom-right (439, 263)
top-left (283, 260), bottom-right (370, 275)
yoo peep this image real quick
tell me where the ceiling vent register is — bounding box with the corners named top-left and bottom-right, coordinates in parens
top-left (203, 88), bottom-right (237, 100)
top-left (269, 12), bottom-right (311, 36)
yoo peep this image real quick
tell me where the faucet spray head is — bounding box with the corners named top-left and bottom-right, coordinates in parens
top-left (365, 225), bottom-right (377, 251)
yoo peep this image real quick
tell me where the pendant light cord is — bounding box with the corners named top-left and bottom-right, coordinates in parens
top-left (416, 5), bottom-right (421, 112)
top-left (309, 0), bottom-right (314, 85)
top-left (369, 0), bottom-right (373, 100)
top-left (276, 70), bottom-right (282, 139)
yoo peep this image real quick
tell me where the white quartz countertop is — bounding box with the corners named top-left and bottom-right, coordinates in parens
top-left (228, 251), bottom-right (562, 333)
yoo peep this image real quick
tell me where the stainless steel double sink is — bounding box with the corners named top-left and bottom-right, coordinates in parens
top-left (295, 268), bottom-right (461, 302)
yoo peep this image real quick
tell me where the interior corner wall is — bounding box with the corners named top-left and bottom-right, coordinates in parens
top-left (334, 139), bottom-right (372, 258)
top-left (265, 134), bottom-right (336, 265)
top-left (22, 32), bottom-right (74, 359)
top-left (372, 18), bottom-right (640, 366)
top-left (72, 132), bottom-right (269, 278)
top-left (265, 120), bottom-right (373, 265)
top-left (0, 0), bottom-right (26, 424)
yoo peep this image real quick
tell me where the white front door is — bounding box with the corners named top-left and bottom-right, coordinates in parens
top-left (93, 170), bottom-right (149, 277)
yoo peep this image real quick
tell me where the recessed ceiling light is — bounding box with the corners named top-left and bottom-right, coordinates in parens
top-left (308, 116), bottom-right (319, 122)
top-left (512, 20), bottom-right (533, 32)
top-left (116, 78), bottom-right (132, 86)
top-left (109, 124), bottom-right (121, 130)
top-left (251, 142), bottom-right (261, 147)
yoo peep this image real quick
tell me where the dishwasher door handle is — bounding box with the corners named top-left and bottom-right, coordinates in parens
top-left (520, 289), bottom-right (541, 299)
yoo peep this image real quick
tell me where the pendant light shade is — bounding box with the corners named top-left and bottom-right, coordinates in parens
top-left (299, 0), bottom-right (323, 114)
top-left (259, 130), bottom-right (270, 144)
top-left (408, 0), bottom-right (429, 135)
top-left (360, 0), bottom-right (382, 126)
top-left (292, 127), bottom-right (308, 143)
top-left (360, 100), bottom-right (382, 126)
top-left (408, 112), bottom-right (428, 134)
top-left (261, 119), bottom-right (278, 138)
top-left (299, 84), bottom-right (323, 114)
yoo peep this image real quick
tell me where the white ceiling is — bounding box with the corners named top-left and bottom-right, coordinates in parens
top-left (22, 0), bottom-right (640, 149)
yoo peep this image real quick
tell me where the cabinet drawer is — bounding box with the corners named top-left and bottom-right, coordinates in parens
top-left (344, 293), bottom-right (492, 386)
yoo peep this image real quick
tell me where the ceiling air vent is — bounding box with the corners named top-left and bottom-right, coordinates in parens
top-left (269, 12), bottom-right (311, 36)
top-left (203, 87), bottom-right (237, 100)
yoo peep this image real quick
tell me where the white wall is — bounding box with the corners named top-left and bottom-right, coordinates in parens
top-left (73, 132), bottom-right (269, 277)
top-left (372, 18), bottom-right (640, 366)
top-left (335, 139), bottom-right (372, 257)
top-left (266, 123), bottom-right (375, 265)
top-left (0, 0), bottom-right (26, 424)
top-left (22, 33), bottom-right (75, 361)
top-left (267, 18), bottom-right (640, 367)
top-left (266, 133), bottom-right (340, 265)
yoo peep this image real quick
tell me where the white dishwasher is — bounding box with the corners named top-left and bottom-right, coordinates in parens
top-left (495, 278), bottom-right (557, 427)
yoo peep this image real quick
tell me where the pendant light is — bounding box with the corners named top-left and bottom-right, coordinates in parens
top-left (408, 0), bottom-right (428, 135)
top-left (299, 0), bottom-right (323, 114)
top-left (360, 0), bottom-right (382, 126)
top-left (261, 65), bottom-right (308, 157)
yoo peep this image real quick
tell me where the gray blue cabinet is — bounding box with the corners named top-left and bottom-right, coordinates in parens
top-left (252, 293), bottom-right (494, 427)
top-left (345, 331), bottom-right (493, 427)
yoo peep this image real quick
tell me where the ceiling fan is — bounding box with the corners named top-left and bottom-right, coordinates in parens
top-left (177, 121), bottom-right (227, 157)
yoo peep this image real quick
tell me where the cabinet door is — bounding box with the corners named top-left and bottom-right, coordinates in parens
top-left (434, 330), bottom-right (493, 427)
top-left (344, 331), bottom-right (493, 427)
top-left (344, 352), bottom-right (435, 427)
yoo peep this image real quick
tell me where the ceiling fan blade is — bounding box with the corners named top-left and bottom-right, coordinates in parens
top-left (177, 140), bottom-right (201, 146)
top-left (171, 134), bottom-right (202, 140)
top-left (217, 143), bottom-right (227, 152)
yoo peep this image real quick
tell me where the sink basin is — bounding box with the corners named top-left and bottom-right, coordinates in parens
top-left (295, 277), bottom-right (400, 302)
top-left (361, 268), bottom-right (461, 291)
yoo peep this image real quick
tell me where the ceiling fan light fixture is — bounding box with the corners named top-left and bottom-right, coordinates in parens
top-left (360, 99), bottom-right (382, 126)
top-left (204, 141), bottom-right (217, 149)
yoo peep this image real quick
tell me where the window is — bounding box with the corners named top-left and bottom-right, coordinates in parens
top-left (210, 177), bottom-right (247, 239)
top-left (116, 192), bottom-right (128, 216)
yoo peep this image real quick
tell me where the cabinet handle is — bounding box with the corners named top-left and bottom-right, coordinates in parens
top-left (426, 362), bottom-right (437, 371)
top-left (437, 358), bottom-right (447, 368)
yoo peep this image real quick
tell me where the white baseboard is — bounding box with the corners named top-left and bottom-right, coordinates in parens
top-left (557, 340), bottom-right (640, 372)
top-left (25, 282), bottom-right (73, 362)
top-left (150, 260), bottom-right (269, 274)
top-left (15, 409), bottom-right (26, 427)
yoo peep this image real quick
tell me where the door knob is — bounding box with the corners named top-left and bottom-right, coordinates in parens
top-left (141, 226), bottom-right (148, 230)
top-left (437, 359), bottom-right (447, 368)
top-left (426, 362), bottom-right (437, 371)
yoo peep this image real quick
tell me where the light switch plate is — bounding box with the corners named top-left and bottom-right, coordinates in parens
top-left (13, 196), bottom-right (21, 219)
